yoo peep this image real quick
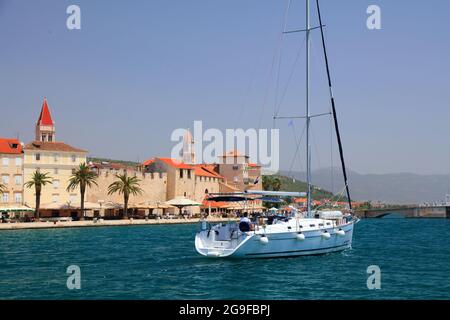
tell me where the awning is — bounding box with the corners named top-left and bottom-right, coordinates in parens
top-left (257, 196), bottom-right (284, 203)
top-left (0, 206), bottom-right (34, 212)
top-left (206, 195), bottom-right (254, 202)
top-left (201, 200), bottom-right (229, 209)
top-left (245, 190), bottom-right (307, 197)
top-left (165, 197), bottom-right (202, 207)
top-left (129, 201), bottom-right (174, 209)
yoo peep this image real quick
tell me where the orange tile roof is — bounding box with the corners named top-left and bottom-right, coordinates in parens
top-left (248, 163), bottom-right (260, 167)
top-left (202, 200), bottom-right (229, 208)
top-left (25, 141), bottom-right (87, 153)
top-left (142, 157), bottom-right (193, 170)
top-left (37, 98), bottom-right (54, 126)
top-left (193, 165), bottom-right (223, 179)
top-left (0, 138), bottom-right (23, 154)
top-left (142, 158), bottom-right (224, 178)
top-left (142, 158), bottom-right (155, 166)
top-left (158, 157), bottom-right (193, 169)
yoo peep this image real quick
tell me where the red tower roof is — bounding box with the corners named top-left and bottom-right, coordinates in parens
top-left (37, 98), bottom-right (54, 126)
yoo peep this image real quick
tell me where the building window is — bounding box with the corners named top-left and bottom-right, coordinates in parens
top-left (14, 175), bottom-right (22, 185)
top-left (1, 175), bottom-right (9, 185)
top-left (42, 134), bottom-right (46, 142)
top-left (2, 193), bottom-right (9, 203)
top-left (187, 170), bottom-right (191, 179)
top-left (53, 180), bottom-right (60, 189)
top-left (35, 153), bottom-right (41, 161)
top-left (71, 155), bottom-right (76, 162)
top-left (52, 194), bottom-right (59, 203)
top-left (48, 135), bottom-right (53, 142)
top-left (14, 193), bottom-right (22, 203)
top-left (72, 168), bottom-right (76, 174)
top-left (54, 168), bottom-right (58, 174)
top-left (69, 194), bottom-right (77, 203)
top-left (205, 189), bottom-right (209, 194)
top-left (2, 157), bottom-right (9, 166)
top-left (179, 169), bottom-right (183, 179)
top-left (54, 154), bottom-right (59, 162)
top-left (232, 165), bottom-right (239, 170)
top-left (15, 157), bottom-right (22, 166)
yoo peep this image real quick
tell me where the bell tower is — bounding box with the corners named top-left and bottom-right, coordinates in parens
top-left (182, 129), bottom-right (196, 164)
top-left (35, 97), bottom-right (55, 142)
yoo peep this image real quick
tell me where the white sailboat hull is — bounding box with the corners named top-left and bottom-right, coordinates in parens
top-left (195, 218), bottom-right (355, 259)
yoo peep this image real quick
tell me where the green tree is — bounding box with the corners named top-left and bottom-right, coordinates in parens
top-left (262, 176), bottom-right (281, 191)
top-left (24, 171), bottom-right (52, 219)
top-left (107, 174), bottom-right (143, 219)
top-left (67, 163), bottom-right (98, 220)
top-left (272, 177), bottom-right (281, 191)
top-left (262, 176), bottom-right (273, 191)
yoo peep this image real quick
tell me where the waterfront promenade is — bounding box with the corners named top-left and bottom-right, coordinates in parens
top-left (0, 217), bottom-right (235, 231)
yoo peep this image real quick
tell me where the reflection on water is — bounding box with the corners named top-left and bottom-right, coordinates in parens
top-left (0, 219), bottom-right (449, 299)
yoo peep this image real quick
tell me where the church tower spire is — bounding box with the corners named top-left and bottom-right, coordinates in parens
top-left (182, 129), bottom-right (195, 164)
top-left (35, 97), bottom-right (56, 142)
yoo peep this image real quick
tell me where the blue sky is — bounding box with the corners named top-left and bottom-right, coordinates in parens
top-left (1, 0), bottom-right (449, 175)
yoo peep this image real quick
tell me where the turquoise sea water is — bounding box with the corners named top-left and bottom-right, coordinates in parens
top-left (0, 219), bottom-right (449, 300)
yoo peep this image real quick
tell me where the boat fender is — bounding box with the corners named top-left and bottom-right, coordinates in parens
top-left (259, 235), bottom-right (269, 244)
top-left (321, 231), bottom-right (331, 240)
top-left (296, 232), bottom-right (305, 241)
top-left (336, 229), bottom-right (345, 236)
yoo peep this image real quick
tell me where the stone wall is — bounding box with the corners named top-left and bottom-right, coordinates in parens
top-left (86, 168), bottom-right (167, 205)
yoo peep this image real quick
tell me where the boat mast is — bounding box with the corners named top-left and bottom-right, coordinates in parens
top-left (305, 0), bottom-right (312, 217)
top-left (316, 0), bottom-right (352, 210)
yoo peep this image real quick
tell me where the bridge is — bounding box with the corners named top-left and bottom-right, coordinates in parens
top-left (355, 206), bottom-right (450, 218)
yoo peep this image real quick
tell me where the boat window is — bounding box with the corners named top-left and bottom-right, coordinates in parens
top-left (309, 224), bottom-right (315, 227)
top-left (319, 223), bottom-right (324, 226)
top-left (326, 222), bottom-right (331, 225)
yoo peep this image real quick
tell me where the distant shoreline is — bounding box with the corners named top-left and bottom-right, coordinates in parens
top-left (0, 217), bottom-right (236, 231)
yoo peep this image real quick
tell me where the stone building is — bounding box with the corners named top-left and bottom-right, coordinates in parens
top-left (0, 138), bottom-right (24, 208)
top-left (23, 98), bottom-right (88, 210)
top-left (2, 99), bottom-right (263, 219)
top-left (86, 161), bottom-right (167, 217)
top-left (215, 150), bottom-right (262, 191)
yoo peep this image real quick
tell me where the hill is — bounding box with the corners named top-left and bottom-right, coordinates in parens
top-left (280, 169), bottom-right (450, 204)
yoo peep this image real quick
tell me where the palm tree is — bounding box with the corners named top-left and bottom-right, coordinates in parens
top-left (0, 182), bottom-right (6, 194)
top-left (272, 177), bottom-right (281, 191)
top-left (67, 163), bottom-right (98, 221)
top-left (108, 174), bottom-right (143, 219)
top-left (24, 171), bottom-right (52, 219)
top-left (262, 176), bottom-right (281, 191)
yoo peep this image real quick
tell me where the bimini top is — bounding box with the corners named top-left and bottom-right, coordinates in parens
top-left (206, 195), bottom-right (255, 202)
top-left (244, 190), bottom-right (307, 197)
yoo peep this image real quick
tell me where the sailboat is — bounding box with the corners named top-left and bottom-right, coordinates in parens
top-left (195, 0), bottom-right (358, 258)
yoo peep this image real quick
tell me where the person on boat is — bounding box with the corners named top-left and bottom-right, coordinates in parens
top-left (239, 212), bottom-right (254, 232)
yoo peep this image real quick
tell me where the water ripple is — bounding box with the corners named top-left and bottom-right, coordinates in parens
top-left (0, 220), bottom-right (449, 299)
